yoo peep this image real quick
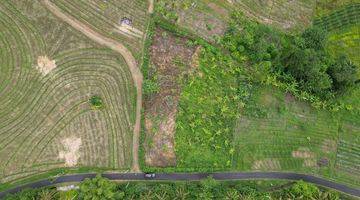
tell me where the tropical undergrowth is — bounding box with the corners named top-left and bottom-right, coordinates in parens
top-left (223, 12), bottom-right (359, 111)
top-left (172, 11), bottom-right (359, 171)
top-left (4, 176), bottom-right (345, 200)
top-left (175, 42), bottom-right (246, 170)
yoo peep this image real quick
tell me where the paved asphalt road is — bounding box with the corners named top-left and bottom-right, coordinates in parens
top-left (0, 172), bottom-right (359, 198)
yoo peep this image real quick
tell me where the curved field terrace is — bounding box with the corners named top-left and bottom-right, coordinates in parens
top-left (0, 0), bottom-right (138, 183)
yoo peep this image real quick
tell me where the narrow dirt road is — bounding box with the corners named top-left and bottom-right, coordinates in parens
top-left (41, 0), bottom-right (142, 172)
top-left (148, 0), bottom-right (154, 14)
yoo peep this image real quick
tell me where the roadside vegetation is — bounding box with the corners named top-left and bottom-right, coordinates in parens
top-left (4, 175), bottom-right (352, 200)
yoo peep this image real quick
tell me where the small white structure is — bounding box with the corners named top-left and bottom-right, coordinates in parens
top-left (57, 184), bottom-right (79, 191)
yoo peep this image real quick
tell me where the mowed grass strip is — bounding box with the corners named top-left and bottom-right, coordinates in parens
top-left (0, 0), bottom-right (135, 183)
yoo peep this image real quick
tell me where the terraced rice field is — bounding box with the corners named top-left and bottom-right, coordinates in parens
top-left (326, 25), bottom-right (360, 67)
top-left (232, 0), bottom-right (315, 30)
top-left (233, 86), bottom-right (360, 187)
top-left (49, 0), bottom-right (149, 56)
top-left (0, 0), bottom-right (135, 183)
top-left (314, 3), bottom-right (360, 76)
top-left (314, 3), bottom-right (360, 31)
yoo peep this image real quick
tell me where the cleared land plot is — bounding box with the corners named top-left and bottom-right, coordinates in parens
top-left (49, 0), bottom-right (149, 56)
top-left (0, 0), bottom-right (135, 183)
top-left (144, 29), bottom-right (197, 167)
top-left (233, 86), bottom-right (360, 187)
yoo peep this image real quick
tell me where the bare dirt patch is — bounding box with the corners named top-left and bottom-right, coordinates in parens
top-left (58, 137), bottom-right (81, 167)
top-left (252, 159), bottom-right (281, 170)
top-left (208, 3), bottom-right (229, 16)
top-left (292, 147), bottom-right (319, 168)
top-left (36, 55), bottom-right (56, 75)
top-left (321, 139), bottom-right (337, 154)
top-left (114, 23), bottom-right (143, 39)
top-left (144, 29), bottom-right (197, 167)
top-left (285, 92), bottom-right (296, 103)
top-left (292, 147), bottom-right (315, 158)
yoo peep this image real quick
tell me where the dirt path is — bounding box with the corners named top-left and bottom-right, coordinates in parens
top-left (148, 0), bottom-right (154, 14)
top-left (41, 0), bottom-right (142, 172)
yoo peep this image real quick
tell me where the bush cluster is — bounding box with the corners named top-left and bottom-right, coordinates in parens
top-left (223, 12), bottom-right (359, 100)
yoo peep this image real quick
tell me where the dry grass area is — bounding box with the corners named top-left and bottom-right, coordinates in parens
top-left (0, 0), bottom-right (136, 183)
top-left (49, 0), bottom-right (149, 55)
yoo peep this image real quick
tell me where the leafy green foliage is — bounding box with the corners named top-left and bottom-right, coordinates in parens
top-left (281, 47), bottom-right (333, 96)
top-left (143, 78), bottom-right (159, 95)
top-left (223, 12), bottom-right (359, 100)
top-left (5, 179), bottom-right (346, 200)
top-left (328, 55), bottom-right (359, 91)
top-left (89, 96), bottom-right (103, 109)
top-left (175, 42), bottom-right (243, 169)
top-left (301, 26), bottom-right (327, 50)
top-left (78, 175), bottom-right (123, 200)
top-left (289, 181), bottom-right (320, 199)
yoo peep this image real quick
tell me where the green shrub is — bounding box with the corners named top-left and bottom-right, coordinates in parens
top-left (89, 96), bottom-right (103, 109)
top-left (78, 175), bottom-right (123, 200)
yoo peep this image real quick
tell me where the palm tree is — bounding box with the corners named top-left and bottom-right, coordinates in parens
top-left (174, 185), bottom-right (189, 200)
top-left (37, 189), bottom-right (58, 200)
top-left (225, 188), bottom-right (240, 200)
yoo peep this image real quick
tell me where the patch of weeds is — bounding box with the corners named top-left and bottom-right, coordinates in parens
top-left (89, 96), bottom-right (103, 109)
top-left (175, 42), bottom-right (244, 170)
top-left (206, 23), bottom-right (214, 31)
top-left (143, 77), bottom-right (160, 96)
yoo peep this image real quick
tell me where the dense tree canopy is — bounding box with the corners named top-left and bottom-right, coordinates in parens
top-left (223, 12), bottom-right (359, 100)
top-left (78, 175), bottom-right (123, 200)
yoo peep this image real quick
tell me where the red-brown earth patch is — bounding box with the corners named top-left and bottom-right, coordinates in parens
top-left (144, 29), bottom-right (197, 167)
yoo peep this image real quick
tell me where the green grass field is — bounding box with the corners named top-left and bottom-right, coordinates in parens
top-left (152, 1), bottom-right (360, 188)
top-left (233, 85), bottom-right (359, 187)
top-left (326, 25), bottom-right (360, 76)
top-left (0, 0), bottom-right (136, 183)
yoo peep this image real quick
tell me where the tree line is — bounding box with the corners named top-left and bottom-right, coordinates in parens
top-left (223, 12), bottom-right (359, 100)
top-left (5, 175), bottom-right (345, 200)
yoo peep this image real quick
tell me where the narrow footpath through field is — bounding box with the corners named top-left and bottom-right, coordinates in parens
top-left (41, 0), bottom-right (143, 172)
top-left (148, 0), bottom-right (154, 14)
